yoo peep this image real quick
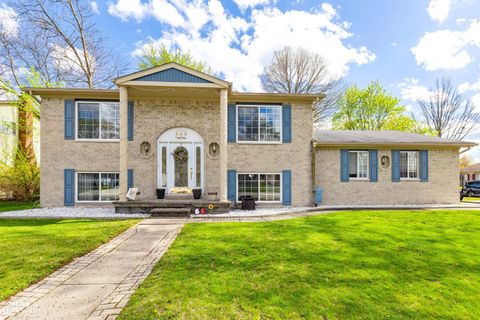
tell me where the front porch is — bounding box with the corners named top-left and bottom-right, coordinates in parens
top-left (113, 198), bottom-right (232, 215)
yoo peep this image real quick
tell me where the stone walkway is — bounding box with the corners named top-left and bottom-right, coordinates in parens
top-left (0, 220), bottom-right (183, 320)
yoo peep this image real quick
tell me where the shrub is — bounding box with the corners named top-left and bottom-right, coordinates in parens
top-left (0, 149), bottom-right (40, 201)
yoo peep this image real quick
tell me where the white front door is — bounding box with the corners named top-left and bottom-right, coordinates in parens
top-left (157, 128), bottom-right (204, 194)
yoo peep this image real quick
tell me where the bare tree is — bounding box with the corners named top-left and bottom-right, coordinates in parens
top-left (1, 0), bottom-right (125, 88)
top-left (260, 47), bottom-right (343, 123)
top-left (418, 78), bottom-right (480, 140)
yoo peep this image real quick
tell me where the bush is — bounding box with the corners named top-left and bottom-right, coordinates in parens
top-left (0, 149), bottom-right (40, 201)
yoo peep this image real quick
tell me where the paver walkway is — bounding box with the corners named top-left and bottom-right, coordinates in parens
top-left (0, 220), bottom-right (184, 320)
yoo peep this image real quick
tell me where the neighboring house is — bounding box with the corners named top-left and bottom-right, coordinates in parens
top-left (24, 63), bottom-right (475, 210)
top-left (0, 100), bottom-right (40, 164)
top-left (0, 100), bottom-right (18, 163)
top-left (460, 163), bottom-right (480, 186)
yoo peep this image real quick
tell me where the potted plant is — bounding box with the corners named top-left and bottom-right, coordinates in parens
top-left (156, 188), bottom-right (166, 199)
top-left (192, 188), bottom-right (202, 200)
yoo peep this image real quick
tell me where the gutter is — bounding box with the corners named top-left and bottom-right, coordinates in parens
top-left (460, 146), bottom-right (472, 154)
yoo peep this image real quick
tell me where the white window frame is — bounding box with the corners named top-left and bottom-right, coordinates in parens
top-left (348, 150), bottom-right (369, 180)
top-left (75, 172), bottom-right (120, 203)
top-left (236, 105), bottom-right (283, 144)
top-left (75, 101), bottom-right (120, 142)
top-left (400, 151), bottom-right (419, 180)
top-left (236, 172), bottom-right (282, 203)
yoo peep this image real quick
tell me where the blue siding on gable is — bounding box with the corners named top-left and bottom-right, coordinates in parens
top-left (227, 104), bottom-right (236, 142)
top-left (282, 170), bottom-right (292, 205)
top-left (282, 104), bottom-right (292, 143)
top-left (64, 100), bottom-right (75, 140)
top-left (340, 149), bottom-right (349, 182)
top-left (420, 150), bottom-right (428, 182)
top-left (128, 101), bottom-right (134, 141)
top-left (392, 150), bottom-right (400, 182)
top-left (64, 169), bottom-right (75, 206)
top-left (227, 169), bottom-right (237, 202)
top-left (133, 68), bottom-right (212, 83)
top-left (369, 150), bottom-right (378, 182)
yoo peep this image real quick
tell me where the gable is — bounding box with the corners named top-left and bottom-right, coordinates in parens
top-left (133, 68), bottom-right (212, 84)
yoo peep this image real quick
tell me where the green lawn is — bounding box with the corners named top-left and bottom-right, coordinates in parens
top-left (462, 197), bottom-right (480, 202)
top-left (0, 219), bottom-right (139, 301)
top-left (119, 210), bottom-right (480, 320)
top-left (0, 201), bottom-right (38, 212)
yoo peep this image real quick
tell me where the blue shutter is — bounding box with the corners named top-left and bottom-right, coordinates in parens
top-left (392, 150), bottom-right (400, 182)
top-left (227, 169), bottom-right (237, 201)
top-left (64, 100), bottom-right (75, 140)
top-left (282, 170), bottom-right (292, 205)
top-left (369, 150), bottom-right (378, 182)
top-left (64, 169), bottom-right (75, 206)
top-left (340, 149), bottom-right (349, 182)
top-left (282, 104), bottom-right (292, 143)
top-left (128, 169), bottom-right (134, 189)
top-left (128, 101), bottom-right (134, 141)
top-left (227, 104), bottom-right (236, 142)
top-left (420, 150), bottom-right (428, 182)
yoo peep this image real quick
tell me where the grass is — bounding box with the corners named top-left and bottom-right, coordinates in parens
top-left (462, 197), bottom-right (480, 202)
top-left (0, 219), bottom-right (139, 301)
top-left (119, 210), bottom-right (480, 320)
top-left (0, 201), bottom-right (38, 212)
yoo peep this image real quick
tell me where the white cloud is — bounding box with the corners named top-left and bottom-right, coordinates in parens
top-left (459, 78), bottom-right (480, 93)
top-left (411, 20), bottom-right (480, 71)
top-left (91, 1), bottom-right (99, 14)
top-left (232, 0), bottom-right (271, 11)
top-left (398, 78), bottom-right (432, 102)
top-left (0, 5), bottom-right (18, 39)
top-left (472, 93), bottom-right (480, 112)
top-left (428, 0), bottom-right (451, 23)
top-left (50, 45), bottom-right (95, 75)
top-left (128, 1), bottom-right (375, 91)
top-left (107, 0), bottom-right (149, 21)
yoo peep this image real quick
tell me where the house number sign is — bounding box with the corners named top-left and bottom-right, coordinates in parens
top-left (176, 131), bottom-right (187, 139)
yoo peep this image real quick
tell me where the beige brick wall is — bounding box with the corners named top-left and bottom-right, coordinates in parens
top-left (228, 103), bottom-right (314, 207)
top-left (41, 98), bottom-right (314, 207)
top-left (315, 147), bottom-right (460, 205)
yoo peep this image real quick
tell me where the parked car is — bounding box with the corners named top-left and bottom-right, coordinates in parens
top-left (460, 180), bottom-right (480, 200)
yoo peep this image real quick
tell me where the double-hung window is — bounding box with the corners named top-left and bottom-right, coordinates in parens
top-left (237, 105), bottom-right (282, 142)
top-left (76, 102), bottom-right (119, 140)
top-left (0, 121), bottom-right (16, 135)
top-left (77, 172), bottom-right (119, 202)
top-left (349, 151), bottom-right (369, 179)
top-left (237, 173), bottom-right (281, 202)
top-left (400, 151), bottom-right (418, 179)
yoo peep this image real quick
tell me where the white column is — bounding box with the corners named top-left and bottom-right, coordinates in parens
top-left (119, 86), bottom-right (128, 201)
top-left (219, 89), bottom-right (228, 201)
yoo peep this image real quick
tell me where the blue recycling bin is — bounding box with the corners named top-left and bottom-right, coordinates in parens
top-left (315, 187), bottom-right (323, 205)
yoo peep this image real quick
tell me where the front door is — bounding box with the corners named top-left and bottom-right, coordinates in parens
top-left (157, 128), bottom-right (204, 194)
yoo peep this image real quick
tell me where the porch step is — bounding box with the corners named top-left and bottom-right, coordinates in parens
top-left (150, 208), bottom-right (191, 217)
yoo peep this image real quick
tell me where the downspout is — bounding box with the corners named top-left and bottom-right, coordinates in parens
top-left (460, 146), bottom-right (471, 154)
top-left (311, 140), bottom-right (316, 206)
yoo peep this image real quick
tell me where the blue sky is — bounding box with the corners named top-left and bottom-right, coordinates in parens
top-left (92, 0), bottom-right (480, 157)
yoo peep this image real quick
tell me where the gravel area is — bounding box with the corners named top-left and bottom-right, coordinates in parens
top-left (0, 207), bottom-right (149, 219)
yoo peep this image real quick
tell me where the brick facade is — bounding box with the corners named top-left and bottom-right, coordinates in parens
top-left (40, 97), bottom-right (314, 207)
top-left (315, 147), bottom-right (460, 205)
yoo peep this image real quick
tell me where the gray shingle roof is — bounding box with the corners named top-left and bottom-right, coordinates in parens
top-left (313, 130), bottom-right (476, 147)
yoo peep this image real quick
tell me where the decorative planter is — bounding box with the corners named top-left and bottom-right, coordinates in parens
top-left (156, 188), bottom-right (166, 199)
top-left (192, 188), bottom-right (202, 200)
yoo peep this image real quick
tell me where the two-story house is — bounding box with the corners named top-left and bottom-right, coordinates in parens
top-left (25, 63), bottom-right (475, 213)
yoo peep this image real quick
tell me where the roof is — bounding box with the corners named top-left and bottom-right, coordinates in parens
top-left (461, 163), bottom-right (480, 173)
top-left (313, 130), bottom-right (477, 147)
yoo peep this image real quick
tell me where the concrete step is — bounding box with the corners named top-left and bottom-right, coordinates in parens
top-left (150, 208), bottom-right (191, 217)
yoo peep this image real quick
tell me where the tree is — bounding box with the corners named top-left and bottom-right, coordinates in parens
top-left (332, 81), bottom-right (425, 132)
top-left (138, 43), bottom-right (211, 73)
top-left (260, 46), bottom-right (343, 123)
top-left (460, 154), bottom-right (474, 169)
top-left (418, 78), bottom-right (480, 140)
top-left (1, 0), bottom-right (125, 89)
